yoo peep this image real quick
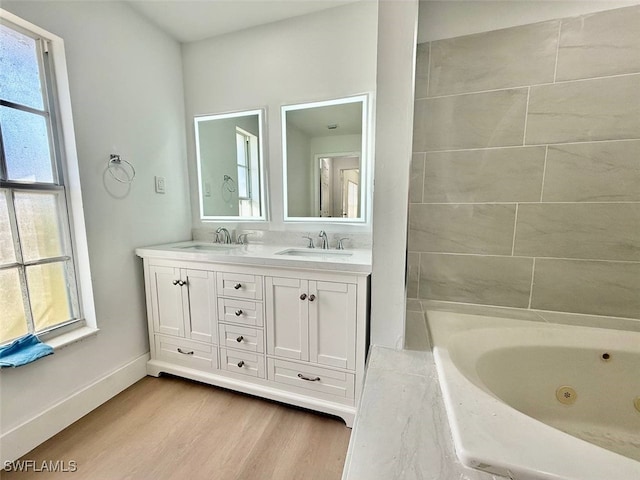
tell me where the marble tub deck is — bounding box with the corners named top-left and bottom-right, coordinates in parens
top-left (341, 321), bottom-right (500, 479)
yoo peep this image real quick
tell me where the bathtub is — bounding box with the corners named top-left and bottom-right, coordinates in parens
top-left (427, 310), bottom-right (640, 480)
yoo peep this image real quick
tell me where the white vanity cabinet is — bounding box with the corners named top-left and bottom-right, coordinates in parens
top-left (138, 245), bottom-right (370, 427)
top-left (148, 265), bottom-right (216, 343)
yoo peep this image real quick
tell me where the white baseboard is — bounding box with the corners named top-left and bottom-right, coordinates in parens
top-left (1, 353), bottom-right (149, 464)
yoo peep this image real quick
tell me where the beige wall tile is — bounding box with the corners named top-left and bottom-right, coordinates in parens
top-left (423, 147), bottom-right (545, 203)
top-left (526, 74), bottom-right (640, 145)
top-left (532, 259), bottom-right (640, 319)
top-left (419, 254), bottom-right (533, 308)
top-left (415, 42), bottom-right (430, 99)
top-left (514, 203), bottom-right (640, 261)
top-left (409, 153), bottom-right (425, 203)
top-left (543, 140), bottom-right (640, 202)
top-left (413, 88), bottom-right (528, 151)
top-left (430, 21), bottom-right (558, 96)
top-left (557, 6), bottom-right (640, 81)
top-left (409, 204), bottom-right (516, 254)
top-left (407, 251), bottom-right (420, 298)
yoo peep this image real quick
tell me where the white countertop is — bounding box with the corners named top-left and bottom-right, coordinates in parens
top-left (135, 240), bottom-right (372, 274)
top-left (342, 346), bottom-right (499, 480)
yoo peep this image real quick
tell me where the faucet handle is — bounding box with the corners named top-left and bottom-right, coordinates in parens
top-left (302, 236), bottom-right (315, 248)
top-left (213, 232), bottom-right (221, 244)
top-left (236, 233), bottom-right (250, 245)
top-left (336, 238), bottom-right (348, 250)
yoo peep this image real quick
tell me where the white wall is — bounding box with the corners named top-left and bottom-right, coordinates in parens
top-left (418, 0), bottom-right (640, 42)
top-left (0, 0), bottom-right (191, 452)
top-left (371, 0), bottom-right (419, 348)
top-left (182, 1), bottom-right (378, 234)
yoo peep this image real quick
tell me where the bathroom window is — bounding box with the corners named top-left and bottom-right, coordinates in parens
top-left (235, 127), bottom-right (260, 217)
top-left (0, 15), bottom-right (93, 346)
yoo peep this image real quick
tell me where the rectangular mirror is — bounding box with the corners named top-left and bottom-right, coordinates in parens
top-left (195, 109), bottom-right (266, 220)
top-left (282, 95), bottom-right (370, 222)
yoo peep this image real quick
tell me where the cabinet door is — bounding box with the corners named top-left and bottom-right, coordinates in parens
top-left (149, 265), bottom-right (184, 337)
top-left (308, 281), bottom-right (356, 370)
top-left (183, 269), bottom-right (216, 343)
top-left (265, 277), bottom-right (309, 361)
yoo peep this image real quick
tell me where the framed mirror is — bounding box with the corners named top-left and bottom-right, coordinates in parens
top-left (195, 109), bottom-right (266, 221)
top-left (282, 95), bottom-right (370, 222)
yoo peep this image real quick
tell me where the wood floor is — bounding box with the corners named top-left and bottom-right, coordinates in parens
top-left (3, 376), bottom-right (352, 480)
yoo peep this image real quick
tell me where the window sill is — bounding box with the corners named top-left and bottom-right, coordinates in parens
top-left (46, 326), bottom-right (99, 351)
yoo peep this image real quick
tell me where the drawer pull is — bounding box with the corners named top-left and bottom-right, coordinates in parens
top-left (177, 348), bottom-right (194, 355)
top-left (235, 309), bottom-right (243, 316)
top-left (236, 335), bottom-right (244, 343)
top-left (299, 293), bottom-right (307, 300)
top-left (233, 283), bottom-right (242, 290)
top-left (308, 294), bottom-right (316, 302)
top-left (237, 360), bottom-right (245, 368)
top-left (297, 373), bottom-right (320, 382)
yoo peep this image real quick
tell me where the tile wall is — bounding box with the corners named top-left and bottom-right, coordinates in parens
top-left (408, 5), bottom-right (640, 320)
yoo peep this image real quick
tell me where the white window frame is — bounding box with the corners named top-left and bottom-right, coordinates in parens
top-left (0, 9), bottom-right (97, 347)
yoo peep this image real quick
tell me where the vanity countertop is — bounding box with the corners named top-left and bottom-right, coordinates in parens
top-left (135, 240), bottom-right (372, 274)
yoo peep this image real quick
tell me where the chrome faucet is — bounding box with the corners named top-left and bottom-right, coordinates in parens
top-left (318, 230), bottom-right (329, 249)
top-left (216, 227), bottom-right (232, 244)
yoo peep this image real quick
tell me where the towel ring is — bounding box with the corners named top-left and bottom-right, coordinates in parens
top-left (223, 174), bottom-right (236, 193)
top-left (107, 154), bottom-right (136, 184)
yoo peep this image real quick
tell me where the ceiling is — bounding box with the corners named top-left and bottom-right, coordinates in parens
top-left (127, 0), bottom-right (362, 43)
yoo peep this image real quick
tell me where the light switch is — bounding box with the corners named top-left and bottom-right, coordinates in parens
top-left (155, 176), bottom-right (166, 194)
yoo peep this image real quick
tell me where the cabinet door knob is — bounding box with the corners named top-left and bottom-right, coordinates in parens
top-left (177, 348), bottom-right (194, 355)
top-left (236, 335), bottom-right (244, 343)
top-left (237, 360), bottom-right (245, 368)
top-left (297, 373), bottom-right (320, 382)
top-left (178, 280), bottom-right (187, 287)
top-left (233, 283), bottom-right (242, 290)
top-left (299, 293), bottom-right (307, 300)
top-left (308, 294), bottom-right (316, 302)
top-left (172, 280), bottom-right (179, 286)
top-left (235, 309), bottom-right (243, 316)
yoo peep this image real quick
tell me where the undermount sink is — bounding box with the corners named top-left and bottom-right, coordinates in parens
top-left (275, 248), bottom-right (353, 258)
top-left (173, 243), bottom-right (239, 251)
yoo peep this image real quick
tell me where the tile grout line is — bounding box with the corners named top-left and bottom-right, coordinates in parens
top-left (420, 153), bottom-right (426, 203)
top-left (413, 71), bottom-right (640, 101)
top-left (412, 137), bottom-right (640, 155)
top-left (539, 145), bottom-right (549, 202)
top-left (410, 201), bottom-right (640, 205)
top-left (511, 204), bottom-right (519, 256)
top-left (522, 86), bottom-right (531, 145)
top-left (406, 250), bottom-right (640, 264)
top-left (553, 20), bottom-right (562, 83)
top-left (528, 257), bottom-right (536, 309)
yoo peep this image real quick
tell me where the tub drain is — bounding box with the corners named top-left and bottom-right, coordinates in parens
top-left (556, 386), bottom-right (577, 405)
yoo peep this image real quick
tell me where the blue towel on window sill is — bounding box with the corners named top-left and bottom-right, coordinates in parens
top-left (0, 334), bottom-right (54, 368)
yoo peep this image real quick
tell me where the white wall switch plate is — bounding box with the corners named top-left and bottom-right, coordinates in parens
top-left (155, 176), bottom-right (166, 194)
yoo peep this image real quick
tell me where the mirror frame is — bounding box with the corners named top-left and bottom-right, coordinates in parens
top-left (194, 108), bottom-right (267, 222)
top-left (282, 94), bottom-right (370, 224)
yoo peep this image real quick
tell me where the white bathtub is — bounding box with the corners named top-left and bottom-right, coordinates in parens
top-left (427, 310), bottom-right (640, 480)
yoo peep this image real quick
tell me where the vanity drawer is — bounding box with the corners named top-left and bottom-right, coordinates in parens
top-left (217, 297), bottom-right (263, 327)
top-left (267, 358), bottom-right (355, 400)
top-left (219, 323), bottom-right (264, 353)
top-left (217, 272), bottom-right (263, 300)
top-left (220, 348), bottom-right (265, 379)
top-left (154, 335), bottom-right (218, 371)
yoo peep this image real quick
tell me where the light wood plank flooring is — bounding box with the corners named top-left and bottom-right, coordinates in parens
top-left (3, 376), bottom-right (352, 480)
